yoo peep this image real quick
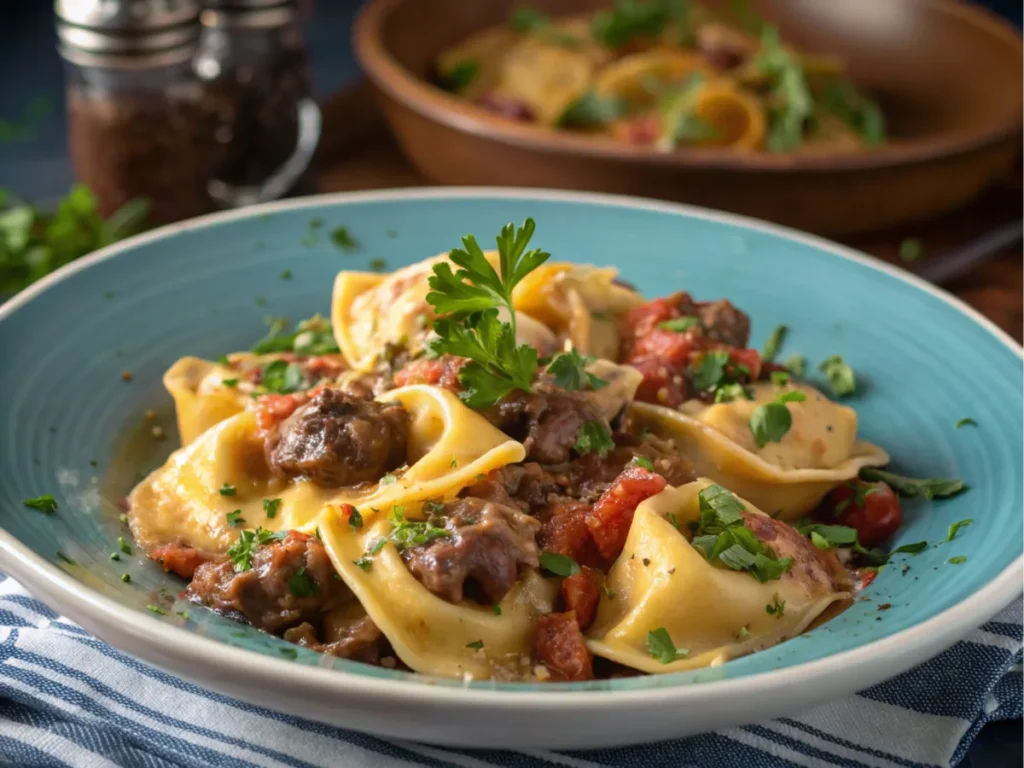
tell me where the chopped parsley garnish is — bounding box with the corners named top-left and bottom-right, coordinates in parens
top-left (834, 481), bottom-right (881, 515)
top-left (492, 605), bottom-right (502, 616)
top-left (818, 355), bottom-right (856, 397)
top-left (948, 555), bottom-right (967, 565)
top-left (798, 522), bottom-right (859, 550)
top-left (219, 482), bottom-right (237, 496)
top-left (465, 639), bottom-right (485, 650)
top-left (762, 325), bottom-right (787, 362)
top-left (368, 258), bottom-right (388, 273)
top-left (630, 455), bottom-right (654, 471)
top-left (425, 218), bottom-right (549, 409)
top-left (348, 508), bottom-right (364, 530)
top-left (226, 510), bottom-right (245, 527)
top-left (23, 495), bottom-right (58, 514)
top-left (859, 468), bottom-right (966, 500)
top-left (946, 519), bottom-right (973, 542)
top-left (690, 350), bottom-right (730, 392)
top-left (753, 26), bottom-right (813, 152)
top-left (120, 573), bottom-right (130, 583)
top-left (288, 566), bottom-right (319, 598)
top-left (386, 505), bottom-right (452, 550)
top-left (441, 61), bottom-right (479, 93)
top-left (765, 594), bottom-right (786, 617)
top-left (379, 473), bottom-right (397, 486)
top-left (176, 610), bottom-right (191, 620)
top-left (353, 557), bottom-right (373, 572)
top-left (263, 498), bottom-right (281, 519)
top-left (645, 627), bottom-right (689, 664)
top-left (278, 647), bottom-right (298, 659)
top-left (260, 359), bottom-right (305, 395)
top-left (574, 421), bottom-right (614, 457)
top-left (221, 378), bottom-right (239, 388)
top-left (784, 354), bottom-right (806, 377)
top-left (119, 514), bottom-right (129, 526)
top-left (898, 237), bottom-right (924, 263)
top-left (538, 552), bottom-right (580, 577)
top-left (691, 484), bottom-right (792, 582)
top-left (250, 314), bottom-right (340, 356)
top-left (110, 553), bottom-right (120, 561)
top-left (714, 383), bottom-right (752, 403)
top-left (227, 527), bottom-right (286, 572)
top-left (770, 371), bottom-right (789, 386)
top-left (546, 348), bottom-right (607, 391)
top-left (117, 537), bottom-right (132, 555)
top-left (657, 316), bottom-right (700, 333)
top-left (892, 541), bottom-right (928, 555)
top-left (955, 418), bottom-right (977, 429)
top-left (749, 390), bottom-right (806, 448)
top-left (280, 269), bottom-right (293, 280)
top-left (146, 604), bottom-right (166, 615)
top-left (331, 226), bottom-right (359, 252)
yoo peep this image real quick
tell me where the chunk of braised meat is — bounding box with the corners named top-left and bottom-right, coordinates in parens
top-left (283, 612), bottom-right (386, 663)
top-left (538, 498), bottom-right (603, 569)
top-left (267, 388), bottom-right (409, 488)
top-left (533, 612), bottom-right (594, 682)
top-left (697, 298), bottom-right (751, 349)
top-left (150, 542), bottom-right (212, 580)
top-left (186, 531), bottom-right (351, 634)
top-left (560, 566), bottom-right (603, 631)
top-left (743, 512), bottom-right (853, 594)
top-left (392, 354), bottom-right (467, 391)
top-left (586, 467), bottom-right (667, 562)
top-left (401, 497), bottom-right (540, 605)
top-left (487, 382), bottom-right (608, 465)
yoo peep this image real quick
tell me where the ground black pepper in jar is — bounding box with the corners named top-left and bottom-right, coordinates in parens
top-left (197, 0), bottom-right (320, 207)
top-left (56, 0), bottom-right (215, 226)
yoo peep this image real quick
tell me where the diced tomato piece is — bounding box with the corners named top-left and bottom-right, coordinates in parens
top-left (533, 612), bottom-right (594, 681)
top-left (393, 354), bottom-right (466, 391)
top-left (629, 357), bottom-right (689, 408)
top-left (817, 480), bottom-right (902, 548)
top-left (626, 328), bottom-right (696, 367)
top-left (586, 468), bottom-right (667, 561)
top-left (620, 293), bottom-right (695, 342)
top-left (150, 544), bottom-right (210, 580)
top-left (560, 566), bottom-right (603, 631)
top-left (303, 356), bottom-right (345, 378)
top-left (727, 346), bottom-right (762, 381)
top-left (538, 500), bottom-right (603, 569)
top-left (255, 394), bottom-right (302, 431)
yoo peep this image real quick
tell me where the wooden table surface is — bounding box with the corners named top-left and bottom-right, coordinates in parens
top-left (316, 83), bottom-right (1023, 344)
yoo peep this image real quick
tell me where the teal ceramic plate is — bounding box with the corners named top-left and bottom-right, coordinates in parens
top-left (0, 189), bottom-right (1020, 748)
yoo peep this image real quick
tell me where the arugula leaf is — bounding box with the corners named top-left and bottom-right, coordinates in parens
top-left (574, 421), bottom-right (614, 457)
top-left (546, 348), bottom-right (607, 391)
top-left (646, 627), bottom-right (689, 663)
top-left (23, 495), bottom-right (58, 514)
top-left (539, 552), bottom-right (580, 577)
top-left (859, 468), bottom-right (966, 500)
top-left (761, 325), bottom-right (787, 362)
top-left (818, 355), bottom-right (856, 397)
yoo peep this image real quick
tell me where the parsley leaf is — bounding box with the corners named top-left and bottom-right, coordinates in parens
top-left (288, 566), bottom-right (319, 598)
top-left (761, 324), bottom-right (787, 362)
top-left (765, 594), bottom-right (786, 617)
top-left (546, 348), bottom-right (607, 391)
top-left (691, 350), bottom-right (730, 392)
top-left (260, 359), bottom-right (305, 395)
top-left (226, 510), bottom-right (245, 527)
top-left (539, 552), bottom-right (580, 577)
top-left (714, 383), bottom-right (752, 403)
top-left (574, 421), bottom-right (614, 457)
top-left (385, 505), bottom-right (452, 551)
top-left (749, 390), bottom-right (806, 448)
top-left (859, 468), bottom-right (966, 500)
top-left (948, 555), bottom-right (967, 565)
top-left (441, 61), bottom-right (479, 93)
top-left (227, 526), bottom-right (285, 572)
top-left (219, 483), bottom-right (237, 497)
top-left (658, 316), bottom-right (700, 333)
top-left (263, 498), bottom-right (281, 519)
top-left (330, 226), bottom-right (359, 252)
top-left (630, 455), bottom-right (654, 471)
top-left (946, 519), bottom-right (973, 542)
top-left (646, 627), bottom-right (689, 663)
top-left (465, 639), bottom-right (485, 650)
top-left (784, 354), bottom-right (806, 377)
top-left (23, 495), bottom-right (58, 514)
top-left (955, 418), bottom-right (977, 429)
top-left (818, 355), bottom-right (856, 397)
top-left (348, 507), bottom-right (364, 530)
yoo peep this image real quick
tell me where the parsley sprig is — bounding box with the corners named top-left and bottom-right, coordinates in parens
top-left (227, 527), bottom-right (286, 572)
top-left (426, 219), bottom-right (551, 409)
top-left (546, 348), bottom-right (607, 391)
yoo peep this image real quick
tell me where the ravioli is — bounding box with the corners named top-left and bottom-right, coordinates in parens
top-left (629, 381), bottom-right (889, 520)
top-left (128, 385), bottom-right (525, 553)
top-left (319, 510), bottom-right (557, 680)
top-left (164, 356), bottom-right (253, 445)
top-left (586, 479), bottom-right (851, 674)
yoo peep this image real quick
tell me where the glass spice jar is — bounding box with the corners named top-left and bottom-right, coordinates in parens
top-left (56, 0), bottom-right (215, 226)
top-left (196, 0), bottom-right (321, 207)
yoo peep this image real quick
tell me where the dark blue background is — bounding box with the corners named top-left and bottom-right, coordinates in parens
top-left (0, 2), bottom-right (1020, 765)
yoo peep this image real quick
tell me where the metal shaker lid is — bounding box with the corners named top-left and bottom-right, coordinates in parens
top-left (55, 0), bottom-right (201, 61)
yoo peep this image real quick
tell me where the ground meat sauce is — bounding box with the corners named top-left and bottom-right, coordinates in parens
top-left (267, 388), bottom-right (409, 488)
top-left (401, 497), bottom-right (540, 605)
top-left (186, 532), bottom-right (352, 636)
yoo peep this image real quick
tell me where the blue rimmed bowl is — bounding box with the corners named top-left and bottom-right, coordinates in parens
top-left (0, 189), bottom-right (1020, 748)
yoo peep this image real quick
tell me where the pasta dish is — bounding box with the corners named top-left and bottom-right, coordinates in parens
top-left (126, 219), bottom-right (961, 682)
top-left (435, 1), bottom-right (885, 153)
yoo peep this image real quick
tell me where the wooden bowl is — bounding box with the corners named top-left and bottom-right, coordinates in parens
top-left (354, 0), bottom-right (1023, 236)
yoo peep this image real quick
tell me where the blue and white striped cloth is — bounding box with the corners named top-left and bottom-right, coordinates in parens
top-left (0, 576), bottom-right (1019, 768)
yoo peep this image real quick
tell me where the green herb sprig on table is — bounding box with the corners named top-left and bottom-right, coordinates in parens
top-left (0, 185), bottom-right (148, 295)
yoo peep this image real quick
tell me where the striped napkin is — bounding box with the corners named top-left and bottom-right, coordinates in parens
top-left (0, 576), bottom-right (1019, 768)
